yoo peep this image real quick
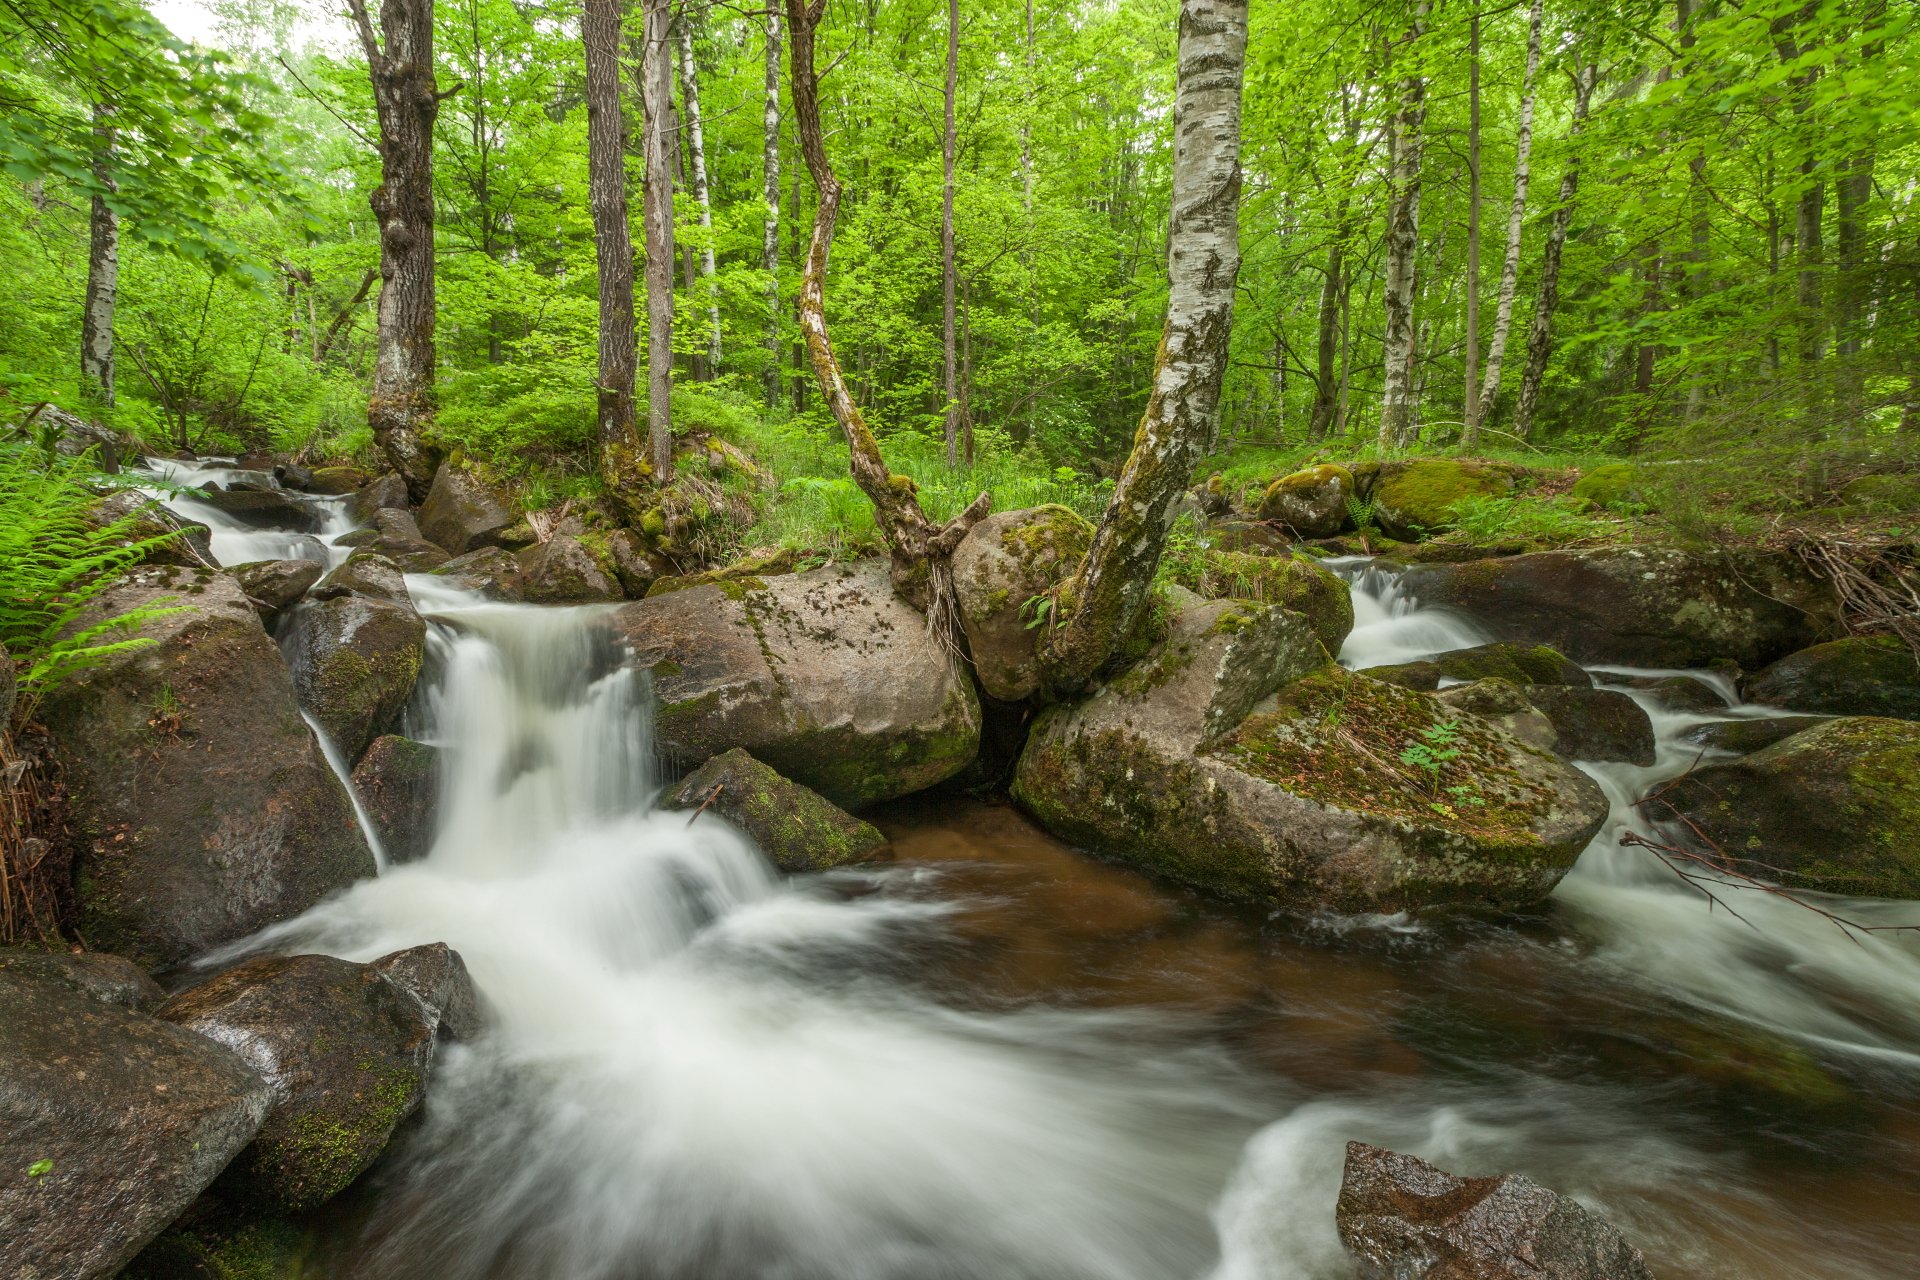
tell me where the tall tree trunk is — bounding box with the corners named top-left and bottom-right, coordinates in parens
top-left (784, 0), bottom-right (988, 631)
top-left (1462, 4), bottom-right (1481, 445)
top-left (677, 18), bottom-right (722, 378)
top-left (1378, 1), bottom-right (1429, 448)
top-left (348, 0), bottom-right (444, 500)
top-left (1039, 0), bottom-right (1249, 694)
top-left (1474, 0), bottom-right (1542, 428)
top-left (640, 0), bottom-right (675, 482)
top-left (583, 0), bottom-right (638, 490)
top-left (762, 3), bottom-right (783, 409)
top-left (941, 0), bottom-right (961, 465)
top-left (1513, 61), bottom-right (1597, 440)
top-left (81, 102), bottom-right (118, 410)
top-left (1309, 235), bottom-right (1341, 438)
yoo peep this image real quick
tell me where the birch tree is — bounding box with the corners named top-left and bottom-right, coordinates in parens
top-left (582, 0), bottom-right (638, 490)
top-left (1378, 1), bottom-right (1429, 448)
top-left (677, 18), bottom-right (722, 378)
top-left (1472, 0), bottom-right (1543, 434)
top-left (761, 2), bottom-right (782, 409)
top-left (941, 0), bottom-right (963, 464)
top-left (81, 103), bottom-right (117, 409)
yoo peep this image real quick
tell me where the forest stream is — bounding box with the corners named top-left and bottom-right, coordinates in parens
top-left (133, 459), bottom-right (1920, 1280)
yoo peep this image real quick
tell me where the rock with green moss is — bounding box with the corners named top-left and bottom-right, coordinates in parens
top-left (308, 465), bottom-right (373, 497)
top-left (90, 489), bottom-right (215, 568)
top-left (601, 528), bottom-right (672, 598)
top-left (1365, 641), bottom-right (1592, 692)
top-left (1570, 462), bottom-right (1644, 511)
top-left (418, 462), bottom-right (518, 555)
top-left (1659, 716), bottom-right (1920, 897)
top-left (0, 967), bottom-right (272, 1280)
top-left (1403, 547), bottom-right (1835, 668)
top-left (1208, 520), bottom-right (1294, 555)
top-left (645, 548), bottom-right (796, 599)
top-left (616, 559), bottom-right (982, 808)
top-left (38, 568), bottom-right (375, 969)
top-left (1257, 464), bottom-right (1354, 537)
top-left (667, 748), bottom-right (890, 872)
top-left (282, 591), bottom-right (425, 764)
top-left (1015, 632), bottom-right (1608, 914)
top-left (156, 953), bottom-right (435, 1214)
top-left (1681, 715), bottom-right (1831, 756)
top-left (431, 546), bottom-right (525, 601)
top-left (1433, 678), bottom-right (1559, 752)
top-left (952, 505), bottom-right (1095, 701)
top-left (123, 1211), bottom-right (315, 1280)
top-left (515, 533), bottom-right (622, 604)
top-left (1746, 635), bottom-right (1920, 721)
top-left (332, 509), bottom-right (447, 572)
top-left (1522, 686), bottom-right (1655, 765)
top-left (312, 551), bottom-right (411, 606)
top-left (351, 734), bottom-right (440, 864)
top-left (232, 559), bottom-right (324, 625)
top-left (1194, 549), bottom-right (1355, 656)
top-left (1369, 459), bottom-right (1516, 540)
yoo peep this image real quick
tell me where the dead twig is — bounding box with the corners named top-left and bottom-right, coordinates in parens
top-left (684, 783), bottom-right (725, 827)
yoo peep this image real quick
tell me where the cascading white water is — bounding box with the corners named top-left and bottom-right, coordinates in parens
top-left (140, 457), bottom-right (355, 567)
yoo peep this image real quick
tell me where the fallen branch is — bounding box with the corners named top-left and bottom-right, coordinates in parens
top-left (684, 783), bottom-right (725, 827)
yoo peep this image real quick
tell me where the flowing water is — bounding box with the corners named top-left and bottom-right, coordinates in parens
top-left (172, 471), bottom-right (1920, 1279)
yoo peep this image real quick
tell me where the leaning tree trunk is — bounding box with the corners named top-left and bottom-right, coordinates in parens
top-left (1038, 0), bottom-right (1249, 695)
top-left (677, 20), bottom-right (722, 377)
top-left (941, 0), bottom-right (962, 465)
top-left (1378, 1), bottom-right (1429, 449)
top-left (785, 0), bottom-right (989, 637)
top-left (1474, 0), bottom-right (1542, 429)
top-left (762, 4), bottom-right (783, 409)
top-left (81, 102), bottom-right (118, 410)
top-left (348, 0), bottom-right (444, 500)
top-left (583, 0), bottom-right (639, 492)
top-left (1513, 61), bottom-right (1597, 440)
top-left (640, 0), bottom-right (674, 482)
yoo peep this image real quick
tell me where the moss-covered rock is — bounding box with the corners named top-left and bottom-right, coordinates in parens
top-left (330, 508), bottom-right (447, 572)
top-left (1658, 716), bottom-right (1920, 898)
top-left (1570, 462), bottom-right (1644, 510)
top-left (312, 551), bottom-right (411, 606)
top-left (88, 488), bottom-right (215, 568)
top-left (232, 559), bottom-right (324, 625)
top-left (645, 547), bottom-right (796, 599)
top-left (952, 505), bottom-right (1096, 701)
top-left (598, 528), bottom-right (672, 599)
top-left (1208, 519), bottom-right (1294, 555)
top-left (156, 954), bottom-right (435, 1214)
top-left (1192, 549), bottom-right (1355, 657)
top-left (667, 748), bottom-right (890, 873)
top-left (515, 533), bottom-right (622, 604)
top-left (1681, 715), bottom-right (1831, 756)
top-left (124, 1211), bottom-right (315, 1280)
top-left (417, 462), bottom-right (518, 555)
top-left (38, 568), bottom-right (375, 968)
top-left (1257, 464), bottom-right (1354, 537)
top-left (1365, 641), bottom-right (1592, 692)
top-left (1746, 635), bottom-right (1920, 721)
top-left (430, 546), bottom-right (525, 601)
top-left (615, 559), bottom-right (982, 808)
top-left (308, 465), bottom-right (373, 496)
top-left (1433, 678), bottom-right (1559, 752)
top-left (1370, 459), bottom-right (1515, 540)
top-left (282, 593), bottom-right (425, 764)
top-left (1522, 685), bottom-right (1656, 765)
top-left (351, 734), bottom-right (440, 864)
top-left (1403, 547), bottom-right (1836, 668)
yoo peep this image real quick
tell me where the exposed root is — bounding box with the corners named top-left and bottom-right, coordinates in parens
top-left (0, 724), bottom-right (74, 947)
top-left (1794, 534), bottom-right (1920, 655)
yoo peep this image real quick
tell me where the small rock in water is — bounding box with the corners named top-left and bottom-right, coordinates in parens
top-left (371, 942), bottom-right (484, 1041)
top-left (1335, 1141), bottom-right (1655, 1279)
top-left (312, 551), bottom-right (413, 606)
top-left (1746, 635), bottom-right (1920, 721)
top-left (352, 734), bottom-right (441, 864)
top-left (155, 953), bottom-right (435, 1213)
top-left (0, 946), bottom-right (164, 1010)
top-left (232, 558), bottom-right (325, 624)
top-left (1524, 686), bottom-right (1657, 766)
top-left (1365, 641), bottom-right (1592, 693)
top-left (432, 545), bottom-right (526, 601)
top-left (1680, 715), bottom-right (1830, 756)
top-left (667, 747), bottom-right (891, 873)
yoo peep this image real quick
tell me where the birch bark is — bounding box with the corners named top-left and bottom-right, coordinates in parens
top-left (677, 20), bottom-right (722, 377)
top-left (81, 103), bottom-right (118, 409)
top-left (1474, 0), bottom-right (1543, 425)
top-left (762, 4), bottom-right (783, 408)
top-left (1378, 1), bottom-right (1429, 448)
top-left (640, 0), bottom-right (675, 481)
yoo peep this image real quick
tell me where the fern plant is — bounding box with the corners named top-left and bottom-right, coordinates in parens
top-left (0, 443), bottom-right (182, 716)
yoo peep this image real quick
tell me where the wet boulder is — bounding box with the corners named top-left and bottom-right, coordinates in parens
top-left (1336, 1142), bottom-right (1654, 1280)
top-left (1434, 678), bottom-right (1560, 753)
top-left (600, 528), bottom-right (672, 599)
top-left (1364, 641), bottom-right (1591, 692)
top-left (516, 533), bottom-right (621, 604)
top-left (313, 551), bottom-right (412, 608)
top-left (370, 943), bottom-right (482, 1041)
top-left (1257, 463), bottom-right (1353, 537)
top-left (306, 465), bottom-right (372, 496)
top-left (347, 471), bottom-right (411, 519)
top-left (418, 462), bottom-right (519, 555)
top-left (1656, 716), bottom-right (1920, 898)
top-left (1615, 672), bottom-right (1730, 714)
top-left (952, 505), bottom-right (1095, 701)
top-left (1015, 607), bottom-right (1609, 914)
top-left (1402, 547), bottom-right (1833, 668)
top-left (1681, 715), bottom-right (1830, 756)
top-left (335, 508), bottom-right (448, 572)
top-left (615, 559), bottom-right (982, 808)
top-left (155, 953), bottom-right (435, 1213)
top-left (1196, 549), bottom-right (1355, 657)
top-left (38, 567), bottom-right (376, 968)
top-left (232, 558), bottom-right (324, 624)
top-left (431, 546), bottom-right (525, 601)
top-left (89, 489), bottom-right (215, 568)
top-left (668, 748), bottom-right (890, 873)
top-left (0, 947), bottom-right (163, 1011)
top-left (0, 967), bottom-right (271, 1280)
top-left (351, 734), bottom-right (441, 865)
top-left (282, 589), bottom-right (426, 764)
top-left (1746, 635), bottom-right (1920, 721)
top-left (1369, 458), bottom-right (1515, 541)
top-left (192, 485), bottom-right (322, 533)
top-left (1523, 686), bottom-right (1656, 766)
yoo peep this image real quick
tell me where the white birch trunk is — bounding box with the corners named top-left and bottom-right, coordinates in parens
top-left (641, 0), bottom-right (675, 480)
top-left (1475, 0), bottom-right (1543, 421)
top-left (677, 21), bottom-right (722, 375)
top-left (1378, 1), bottom-right (1429, 448)
top-left (762, 4), bottom-right (783, 408)
top-left (81, 105), bottom-right (118, 408)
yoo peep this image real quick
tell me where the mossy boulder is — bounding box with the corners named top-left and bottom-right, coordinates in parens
top-left (417, 462), bottom-right (518, 555)
top-left (1370, 459), bottom-right (1515, 540)
top-left (156, 954), bottom-right (435, 1214)
top-left (1681, 715), bottom-right (1831, 756)
top-left (952, 505), bottom-right (1095, 701)
top-left (0, 967), bottom-right (272, 1280)
top-left (1403, 547), bottom-right (1835, 668)
top-left (1258, 464), bottom-right (1354, 537)
top-left (515, 533), bottom-right (621, 604)
top-left (1570, 462), bottom-right (1645, 511)
top-left (1192, 549), bottom-right (1355, 657)
top-left (282, 592), bottom-right (425, 764)
top-left (645, 547), bottom-right (796, 599)
top-left (667, 748), bottom-right (890, 873)
top-left (38, 568), bottom-right (376, 969)
top-left (1208, 519), bottom-right (1294, 555)
top-left (308, 465), bottom-right (374, 496)
top-left (0, 946), bottom-right (162, 1010)
top-left (430, 545), bottom-right (525, 601)
top-left (312, 551), bottom-right (411, 606)
top-left (615, 559), bottom-right (982, 808)
top-left (1433, 678), bottom-right (1559, 752)
top-left (351, 734), bottom-right (440, 864)
top-left (1746, 635), bottom-right (1920, 721)
top-left (332, 508), bottom-right (447, 572)
top-left (1015, 609), bottom-right (1607, 914)
top-left (1657, 716), bottom-right (1920, 898)
top-left (1522, 686), bottom-right (1656, 765)
top-left (1365, 641), bottom-right (1592, 692)
top-left (231, 559), bottom-right (324, 625)
top-left (123, 1210), bottom-right (314, 1280)
top-left (600, 528), bottom-right (672, 599)
top-left (345, 471), bottom-right (410, 520)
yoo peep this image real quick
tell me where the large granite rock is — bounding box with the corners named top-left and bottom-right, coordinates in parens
top-left (615, 559), bottom-right (982, 808)
top-left (191, 485), bottom-right (322, 532)
top-left (952, 505), bottom-right (1095, 701)
top-left (1364, 641), bottom-right (1591, 693)
top-left (517, 533), bottom-right (621, 604)
top-left (667, 748), bottom-right (891, 873)
top-left (430, 546), bottom-right (525, 601)
top-left (1746, 635), bottom-right (1920, 721)
top-left (1014, 599), bottom-right (1609, 914)
top-left (1369, 458), bottom-right (1516, 540)
top-left (351, 734), bottom-right (440, 864)
top-left (38, 568), bottom-right (376, 969)
top-left (231, 558), bottom-right (324, 625)
top-left (1656, 716), bottom-right (1920, 898)
top-left (418, 463), bottom-right (519, 555)
top-left (156, 953), bottom-right (435, 1213)
top-left (0, 947), bottom-right (163, 1010)
top-left (1257, 463), bottom-right (1353, 537)
top-left (0, 967), bottom-right (271, 1280)
top-left (282, 591), bottom-right (425, 764)
top-left (1402, 548), bottom-right (1834, 668)
top-left (1336, 1142), bottom-right (1654, 1279)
